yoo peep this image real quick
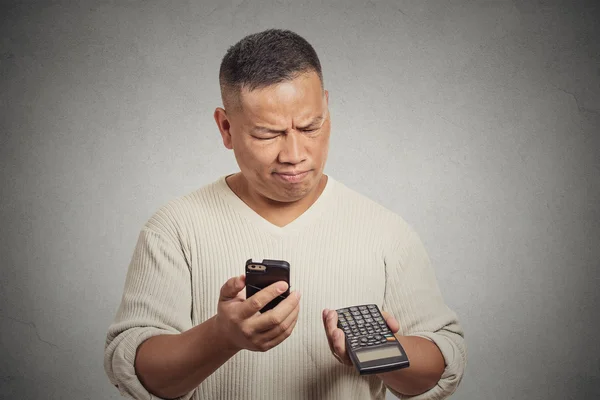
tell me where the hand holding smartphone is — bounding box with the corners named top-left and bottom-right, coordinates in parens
top-left (245, 258), bottom-right (290, 313)
top-left (213, 262), bottom-right (299, 354)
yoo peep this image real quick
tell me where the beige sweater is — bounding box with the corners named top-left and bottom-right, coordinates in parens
top-left (104, 175), bottom-right (466, 399)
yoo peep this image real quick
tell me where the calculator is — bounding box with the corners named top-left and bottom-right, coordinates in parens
top-left (336, 304), bottom-right (410, 375)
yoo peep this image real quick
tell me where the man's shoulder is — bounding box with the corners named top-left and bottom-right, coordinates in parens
top-left (142, 176), bottom-right (228, 236)
top-left (329, 178), bottom-right (425, 256)
top-left (329, 177), bottom-right (413, 234)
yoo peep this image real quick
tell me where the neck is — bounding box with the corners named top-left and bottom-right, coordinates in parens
top-left (226, 173), bottom-right (328, 227)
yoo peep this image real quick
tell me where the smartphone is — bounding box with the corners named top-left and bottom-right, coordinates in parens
top-left (245, 258), bottom-right (290, 313)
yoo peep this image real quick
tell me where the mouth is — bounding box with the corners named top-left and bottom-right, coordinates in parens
top-left (273, 170), bottom-right (311, 183)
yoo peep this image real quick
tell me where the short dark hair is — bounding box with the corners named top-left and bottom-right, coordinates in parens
top-left (219, 29), bottom-right (323, 109)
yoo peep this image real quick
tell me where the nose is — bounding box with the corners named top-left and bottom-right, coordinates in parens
top-left (278, 131), bottom-right (305, 165)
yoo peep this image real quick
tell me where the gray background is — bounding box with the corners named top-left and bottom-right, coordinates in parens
top-left (1, 0), bottom-right (599, 399)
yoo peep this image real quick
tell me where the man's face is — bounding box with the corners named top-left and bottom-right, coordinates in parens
top-left (217, 71), bottom-right (330, 203)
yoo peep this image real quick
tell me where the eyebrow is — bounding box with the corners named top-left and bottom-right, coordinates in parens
top-left (296, 116), bottom-right (324, 129)
top-left (252, 115), bottom-right (324, 133)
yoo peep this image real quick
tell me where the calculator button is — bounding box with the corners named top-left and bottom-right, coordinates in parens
top-left (349, 306), bottom-right (358, 311)
top-left (348, 320), bottom-right (356, 326)
top-left (365, 318), bottom-right (373, 323)
top-left (361, 309), bottom-right (370, 315)
top-left (360, 337), bottom-right (368, 343)
top-left (358, 305), bottom-right (367, 310)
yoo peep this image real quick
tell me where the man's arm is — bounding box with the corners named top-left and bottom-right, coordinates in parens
top-left (375, 315), bottom-right (446, 396)
top-left (322, 310), bottom-right (445, 396)
top-left (380, 228), bottom-right (466, 398)
top-left (104, 227), bottom-right (300, 400)
top-left (322, 226), bottom-right (466, 399)
top-left (134, 316), bottom-right (238, 399)
top-left (135, 277), bottom-right (300, 399)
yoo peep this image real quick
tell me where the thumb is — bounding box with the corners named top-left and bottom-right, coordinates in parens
top-left (381, 310), bottom-right (400, 333)
top-left (219, 275), bottom-right (245, 301)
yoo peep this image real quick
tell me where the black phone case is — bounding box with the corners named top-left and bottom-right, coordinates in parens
top-left (245, 259), bottom-right (290, 313)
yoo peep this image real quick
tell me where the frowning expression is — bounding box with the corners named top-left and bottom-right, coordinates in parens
top-left (216, 70), bottom-right (330, 203)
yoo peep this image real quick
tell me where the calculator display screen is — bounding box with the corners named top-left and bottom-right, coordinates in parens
top-left (356, 346), bottom-right (403, 362)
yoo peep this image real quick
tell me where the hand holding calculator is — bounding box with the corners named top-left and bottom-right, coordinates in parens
top-left (335, 304), bottom-right (410, 375)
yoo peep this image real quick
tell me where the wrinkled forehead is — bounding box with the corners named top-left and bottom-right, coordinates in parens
top-left (238, 73), bottom-right (326, 125)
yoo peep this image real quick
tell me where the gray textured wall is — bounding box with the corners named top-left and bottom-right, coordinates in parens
top-left (1, 1), bottom-right (599, 399)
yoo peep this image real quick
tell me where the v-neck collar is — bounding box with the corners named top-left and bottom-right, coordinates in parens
top-left (215, 173), bottom-right (336, 236)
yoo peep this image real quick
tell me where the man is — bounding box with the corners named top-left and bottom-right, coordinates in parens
top-left (104, 29), bottom-right (466, 399)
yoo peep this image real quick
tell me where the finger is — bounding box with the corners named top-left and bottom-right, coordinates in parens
top-left (324, 310), bottom-right (343, 351)
top-left (325, 309), bottom-right (340, 339)
top-left (380, 310), bottom-right (400, 333)
top-left (331, 328), bottom-right (352, 365)
top-left (322, 309), bottom-right (336, 352)
top-left (254, 291), bottom-right (301, 333)
top-left (324, 310), bottom-right (351, 365)
top-left (219, 275), bottom-right (245, 301)
top-left (241, 280), bottom-right (289, 318)
top-left (259, 300), bottom-right (300, 343)
top-left (259, 305), bottom-right (301, 351)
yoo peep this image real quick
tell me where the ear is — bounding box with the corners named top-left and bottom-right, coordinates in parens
top-left (214, 107), bottom-right (233, 149)
top-left (325, 89), bottom-right (329, 105)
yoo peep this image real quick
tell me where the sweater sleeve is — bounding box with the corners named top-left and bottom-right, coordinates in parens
top-left (104, 225), bottom-right (194, 400)
top-left (382, 228), bottom-right (467, 400)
